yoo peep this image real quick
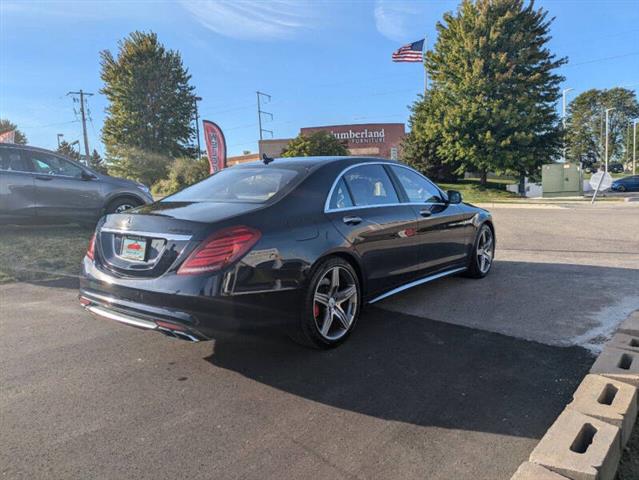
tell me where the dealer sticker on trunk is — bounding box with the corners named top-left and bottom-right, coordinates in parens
top-left (121, 237), bottom-right (147, 261)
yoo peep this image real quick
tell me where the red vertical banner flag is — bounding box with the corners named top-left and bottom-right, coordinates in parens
top-left (202, 120), bottom-right (227, 174)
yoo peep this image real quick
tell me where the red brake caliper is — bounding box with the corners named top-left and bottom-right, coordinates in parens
top-left (313, 303), bottom-right (320, 318)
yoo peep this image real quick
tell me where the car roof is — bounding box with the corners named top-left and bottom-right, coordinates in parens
top-left (233, 156), bottom-right (399, 169)
top-left (0, 143), bottom-right (61, 155)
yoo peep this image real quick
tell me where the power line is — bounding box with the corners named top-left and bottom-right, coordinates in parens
top-left (564, 51), bottom-right (639, 68)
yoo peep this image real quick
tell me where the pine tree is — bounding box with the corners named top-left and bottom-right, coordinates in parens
top-left (413, 0), bottom-right (566, 184)
top-left (57, 140), bottom-right (81, 160)
top-left (100, 31), bottom-right (196, 186)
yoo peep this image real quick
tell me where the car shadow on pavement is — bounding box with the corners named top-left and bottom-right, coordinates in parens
top-left (204, 306), bottom-right (593, 440)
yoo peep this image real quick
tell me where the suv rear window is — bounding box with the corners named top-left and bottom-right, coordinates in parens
top-left (163, 167), bottom-right (300, 204)
top-left (0, 147), bottom-right (31, 173)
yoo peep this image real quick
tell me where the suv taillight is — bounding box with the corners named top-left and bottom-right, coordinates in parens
top-left (177, 226), bottom-right (261, 275)
top-left (87, 233), bottom-right (96, 260)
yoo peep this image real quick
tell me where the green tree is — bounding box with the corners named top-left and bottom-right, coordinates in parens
top-left (0, 119), bottom-right (28, 144)
top-left (414, 0), bottom-right (565, 185)
top-left (402, 93), bottom-right (461, 182)
top-left (152, 156), bottom-right (210, 196)
top-left (88, 149), bottom-right (108, 174)
top-left (280, 131), bottom-right (348, 157)
top-left (56, 140), bottom-right (81, 160)
top-left (566, 88), bottom-right (639, 165)
top-left (100, 31), bottom-right (196, 185)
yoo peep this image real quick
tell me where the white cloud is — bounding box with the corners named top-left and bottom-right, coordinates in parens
top-left (374, 1), bottom-right (424, 41)
top-left (179, 0), bottom-right (320, 40)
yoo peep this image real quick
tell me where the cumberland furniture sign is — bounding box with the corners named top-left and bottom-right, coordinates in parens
top-left (330, 128), bottom-right (385, 144)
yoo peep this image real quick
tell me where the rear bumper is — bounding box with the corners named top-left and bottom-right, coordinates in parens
top-left (79, 261), bottom-right (305, 342)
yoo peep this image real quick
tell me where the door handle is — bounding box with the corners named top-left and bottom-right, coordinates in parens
top-left (35, 175), bottom-right (53, 181)
top-left (343, 216), bottom-right (362, 225)
top-left (419, 209), bottom-right (432, 217)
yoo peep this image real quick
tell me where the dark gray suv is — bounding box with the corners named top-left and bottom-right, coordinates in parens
top-left (0, 143), bottom-right (153, 225)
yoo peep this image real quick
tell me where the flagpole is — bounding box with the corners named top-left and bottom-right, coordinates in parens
top-left (423, 36), bottom-right (428, 94)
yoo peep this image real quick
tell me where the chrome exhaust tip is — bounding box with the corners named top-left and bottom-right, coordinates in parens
top-left (157, 326), bottom-right (200, 342)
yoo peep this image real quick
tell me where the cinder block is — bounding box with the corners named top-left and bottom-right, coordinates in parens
top-left (529, 408), bottom-right (620, 480)
top-left (511, 462), bottom-right (569, 479)
top-left (608, 332), bottom-right (639, 354)
top-left (617, 310), bottom-right (639, 336)
top-left (590, 346), bottom-right (639, 387)
top-left (567, 374), bottom-right (637, 446)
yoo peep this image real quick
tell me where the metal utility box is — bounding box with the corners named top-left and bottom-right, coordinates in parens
top-left (542, 163), bottom-right (583, 197)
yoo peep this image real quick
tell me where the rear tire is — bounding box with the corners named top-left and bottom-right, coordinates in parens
top-left (465, 224), bottom-right (494, 279)
top-left (289, 257), bottom-right (361, 349)
top-left (105, 197), bottom-right (142, 214)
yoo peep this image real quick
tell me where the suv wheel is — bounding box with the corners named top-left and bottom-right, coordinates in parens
top-left (106, 197), bottom-right (141, 214)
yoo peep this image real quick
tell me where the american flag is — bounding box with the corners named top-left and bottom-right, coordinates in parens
top-left (391, 39), bottom-right (424, 63)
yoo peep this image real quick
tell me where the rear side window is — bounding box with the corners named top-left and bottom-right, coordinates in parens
top-left (0, 147), bottom-right (31, 173)
top-left (164, 167), bottom-right (299, 204)
top-left (342, 164), bottom-right (399, 207)
top-left (328, 178), bottom-right (354, 209)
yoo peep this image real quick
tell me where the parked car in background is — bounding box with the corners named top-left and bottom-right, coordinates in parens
top-left (79, 156), bottom-right (495, 349)
top-left (611, 175), bottom-right (639, 192)
top-left (0, 143), bottom-right (153, 225)
top-left (608, 163), bottom-right (625, 174)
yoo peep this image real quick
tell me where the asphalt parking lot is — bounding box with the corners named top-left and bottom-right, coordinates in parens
top-left (1, 203), bottom-right (638, 479)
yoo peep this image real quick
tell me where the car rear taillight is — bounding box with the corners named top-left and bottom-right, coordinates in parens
top-left (177, 226), bottom-right (261, 275)
top-left (87, 233), bottom-right (96, 260)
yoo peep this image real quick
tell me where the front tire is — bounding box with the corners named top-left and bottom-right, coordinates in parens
top-left (290, 257), bottom-right (361, 349)
top-left (105, 197), bottom-right (142, 214)
top-left (465, 224), bottom-right (494, 279)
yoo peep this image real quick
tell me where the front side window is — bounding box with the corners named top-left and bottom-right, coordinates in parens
top-left (342, 165), bottom-right (399, 207)
top-left (391, 166), bottom-right (443, 204)
top-left (29, 152), bottom-right (84, 178)
top-left (164, 167), bottom-right (299, 204)
top-left (0, 147), bottom-right (31, 173)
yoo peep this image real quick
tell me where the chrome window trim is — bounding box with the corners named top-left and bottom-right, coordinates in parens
top-left (324, 161), bottom-right (448, 213)
top-left (368, 266), bottom-right (467, 304)
top-left (100, 227), bottom-right (192, 242)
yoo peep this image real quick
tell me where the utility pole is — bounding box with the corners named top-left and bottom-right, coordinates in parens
top-left (256, 91), bottom-right (273, 141)
top-left (633, 119), bottom-right (637, 175)
top-left (194, 96), bottom-right (202, 158)
top-left (67, 89), bottom-right (93, 160)
top-left (604, 108), bottom-right (615, 173)
top-left (57, 133), bottom-right (64, 148)
top-left (561, 87), bottom-right (573, 162)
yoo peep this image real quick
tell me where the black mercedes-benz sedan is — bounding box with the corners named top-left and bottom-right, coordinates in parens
top-left (79, 156), bottom-right (495, 348)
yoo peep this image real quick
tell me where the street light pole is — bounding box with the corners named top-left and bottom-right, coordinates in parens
top-left (633, 119), bottom-right (637, 175)
top-left (194, 96), bottom-right (202, 158)
top-left (562, 88), bottom-right (573, 162)
top-left (604, 108), bottom-right (615, 173)
top-left (57, 133), bottom-right (64, 148)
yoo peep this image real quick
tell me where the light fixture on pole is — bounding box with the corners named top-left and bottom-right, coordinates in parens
top-left (561, 88), bottom-right (573, 162)
top-left (604, 108), bottom-right (615, 173)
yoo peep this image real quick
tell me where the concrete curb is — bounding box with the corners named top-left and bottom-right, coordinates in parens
top-left (511, 310), bottom-right (639, 480)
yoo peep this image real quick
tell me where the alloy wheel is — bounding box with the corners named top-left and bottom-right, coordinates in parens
top-left (313, 266), bottom-right (358, 341)
top-left (114, 203), bottom-right (136, 213)
top-left (476, 227), bottom-right (494, 274)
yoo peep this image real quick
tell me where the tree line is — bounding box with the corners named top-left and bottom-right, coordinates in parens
top-left (2, 0), bottom-right (637, 194)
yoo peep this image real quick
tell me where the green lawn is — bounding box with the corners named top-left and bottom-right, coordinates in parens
top-left (0, 224), bottom-right (93, 283)
top-left (438, 178), bottom-right (521, 203)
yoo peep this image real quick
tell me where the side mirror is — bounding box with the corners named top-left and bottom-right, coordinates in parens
top-left (447, 190), bottom-right (462, 204)
top-left (81, 170), bottom-right (97, 181)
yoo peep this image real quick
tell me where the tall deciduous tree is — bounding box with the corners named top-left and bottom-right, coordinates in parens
top-left (407, 0), bottom-right (565, 185)
top-left (100, 31), bottom-right (196, 186)
top-left (280, 131), bottom-right (348, 157)
top-left (566, 88), bottom-right (639, 165)
top-left (0, 119), bottom-right (28, 144)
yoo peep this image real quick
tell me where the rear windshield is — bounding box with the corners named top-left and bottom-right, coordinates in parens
top-left (163, 167), bottom-right (300, 204)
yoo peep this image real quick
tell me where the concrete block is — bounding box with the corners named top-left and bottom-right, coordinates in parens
top-left (590, 346), bottom-right (639, 387)
top-left (608, 332), bottom-right (639, 354)
top-left (529, 408), bottom-right (620, 480)
top-left (511, 462), bottom-right (569, 479)
top-left (567, 374), bottom-right (637, 446)
top-left (617, 310), bottom-right (639, 336)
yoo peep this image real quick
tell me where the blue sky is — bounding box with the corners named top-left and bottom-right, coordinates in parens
top-left (1, 0), bottom-right (638, 157)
